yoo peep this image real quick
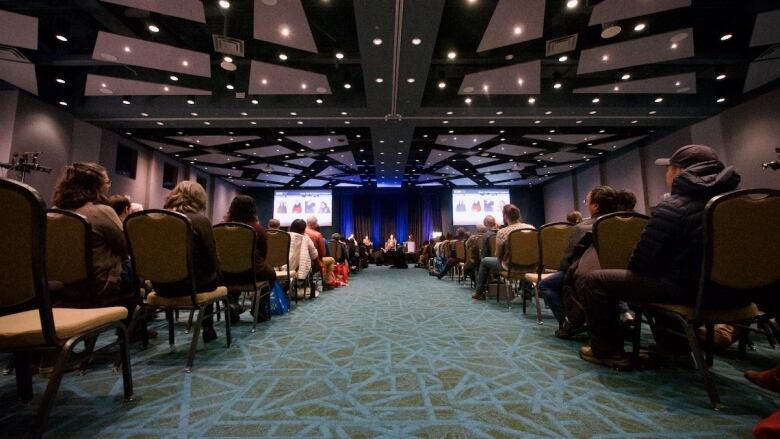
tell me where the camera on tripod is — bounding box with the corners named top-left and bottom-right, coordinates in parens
top-left (762, 148), bottom-right (780, 171)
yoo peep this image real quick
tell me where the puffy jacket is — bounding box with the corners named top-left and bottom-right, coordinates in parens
top-left (628, 161), bottom-right (740, 303)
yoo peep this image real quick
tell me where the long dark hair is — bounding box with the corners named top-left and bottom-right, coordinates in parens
top-left (226, 195), bottom-right (258, 223)
top-left (289, 219), bottom-right (306, 234)
top-left (52, 162), bottom-right (107, 209)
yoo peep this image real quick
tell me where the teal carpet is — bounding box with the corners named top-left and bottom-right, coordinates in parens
top-left (1, 266), bottom-right (779, 437)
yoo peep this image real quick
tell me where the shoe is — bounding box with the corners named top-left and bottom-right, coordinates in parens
top-left (472, 292), bottom-right (486, 301)
top-left (745, 366), bottom-right (780, 394)
top-left (579, 346), bottom-right (632, 371)
top-left (555, 320), bottom-right (586, 340)
top-left (202, 326), bottom-right (217, 343)
top-left (436, 273), bottom-right (444, 279)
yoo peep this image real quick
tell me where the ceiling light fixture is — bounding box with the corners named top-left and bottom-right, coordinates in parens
top-left (122, 97), bottom-right (131, 105)
top-left (447, 51), bottom-right (457, 60)
top-left (634, 23), bottom-right (646, 32)
top-left (558, 55), bottom-right (568, 62)
top-left (375, 78), bottom-right (384, 83)
top-left (592, 97), bottom-right (600, 103)
top-left (344, 83), bottom-right (351, 89)
top-left (251, 99), bottom-right (259, 104)
top-left (182, 60), bottom-right (189, 66)
top-left (553, 82), bottom-right (562, 89)
top-left (219, 0), bottom-right (230, 8)
top-left (407, 78), bottom-right (415, 83)
top-left (717, 97), bottom-right (726, 103)
top-left (148, 24), bottom-right (159, 33)
top-left (170, 75), bottom-right (178, 81)
top-left (464, 97), bottom-right (472, 104)
top-left (513, 26), bottom-right (522, 35)
top-left (670, 43), bottom-right (678, 49)
top-left (720, 33), bottom-right (733, 41)
top-left (187, 99), bottom-right (195, 104)
top-left (55, 34), bottom-right (68, 42)
top-left (412, 37), bottom-right (422, 45)
top-left (716, 74), bottom-right (726, 80)
top-left (438, 81), bottom-right (446, 89)
top-left (621, 73), bottom-right (631, 80)
top-left (373, 38), bottom-right (383, 45)
top-left (566, 0), bottom-right (578, 8)
top-left (58, 101), bottom-right (67, 106)
top-left (316, 98), bottom-right (323, 104)
top-left (335, 52), bottom-right (344, 59)
top-left (279, 53), bottom-right (288, 60)
top-left (602, 54), bottom-right (609, 61)
top-left (528, 97), bottom-right (536, 104)
top-left (280, 26), bottom-right (290, 37)
top-left (654, 97), bottom-right (663, 103)
top-left (56, 78), bottom-right (66, 84)
top-left (123, 46), bottom-right (131, 53)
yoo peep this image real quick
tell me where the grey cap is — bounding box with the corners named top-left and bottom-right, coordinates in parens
top-left (654, 144), bottom-right (719, 168)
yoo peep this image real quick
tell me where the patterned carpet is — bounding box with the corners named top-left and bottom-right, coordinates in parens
top-left (1, 266), bottom-right (779, 438)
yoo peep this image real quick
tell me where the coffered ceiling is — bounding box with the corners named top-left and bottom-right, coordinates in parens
top-left (0, 0), bottom-right (778, 189)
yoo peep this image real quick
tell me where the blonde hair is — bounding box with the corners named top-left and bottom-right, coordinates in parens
top-left (164, 180), bottom-right (207, 213)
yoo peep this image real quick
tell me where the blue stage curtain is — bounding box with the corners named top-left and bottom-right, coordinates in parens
top-left (371, 195), bottom-right (382, 248)
top-left (395, 196), bottom-right (408, 245)
top-left (421, 192), bottom-right (434, 242)
top-left (339, 191), bottom-right (354, 238)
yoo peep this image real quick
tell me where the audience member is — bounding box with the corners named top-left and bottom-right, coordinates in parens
top-left (481, 215), bottom-right (499, 258)
top-left (129, 202), bottom-right (144, 214)
top-left (161, 181), bottom-right (222, 343)
top-left (108, 194), bottom-right (131, 222)
top-left (268, 218), bottom-right (280, 230)
top-left (616, 189), bottom-right (637, 211)
top-left (288, 219), bottom-right (319, 293)
top-left (436, 228), bottom-right (467, 279)
top-left (463, 223), bottom-right (487, 284)
top-left (566, 210), bottom-right (583, 224)
top-left (52, 163), bottom-right (131, 308)
top-left (224, 195), bottom-right (277, 322)
top-left (473, 204), bottom-right (535, 300)
top-left (305, 216), bottom-right (330, 292)
top-left (578, 144), bottom-right (740, 370)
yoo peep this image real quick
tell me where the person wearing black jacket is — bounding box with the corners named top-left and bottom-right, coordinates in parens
top-left (578, 144), bottom-right (741, 370)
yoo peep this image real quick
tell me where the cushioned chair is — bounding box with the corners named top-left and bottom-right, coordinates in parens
top-left (488, 234), bottom-right (497, 257)
top-left (637, 189), bottom-right (780, 409)
top-left (124, 209), bottom-right (230, 373)
top-left (499, 229), bottom-right (539, 308)
top-left (0, 178), bottom-right (133, 437)
top-left (453, 240), bottom-right (466, 282)
top-left (266, 229), bottom-right (294, 301)
top-left (524, 222), bottom-right (575, 324)
top-left (592, 211), bottom-right (650, 270)
top-left (213, 222), bottom-right (271, 333)
top-left (46, 209), bottom-right (93, 296)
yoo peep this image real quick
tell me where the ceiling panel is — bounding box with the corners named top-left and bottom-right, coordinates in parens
top-left (168, 135), bottom-right (260, 146)
top-left (248, 60), bottom-right (332, 95)
top-left (484, 144), bottom-right (545, 156)
top-left (255, 173), bottom-right (294, 184)
top-left (750, 9), bottom-right (780, 47)
top-left (436, 165), bottom-right (462, 176)
top-left (300, 178), bottom-right (329, 187)
top-left (328, 151), bottom-right (357, 168)
top-left (573, 73), bottom-right (696, 94)
top-left (466, 155), bottom-right (499, 166)
top-left (485, 171), bottom-right (524, 182)
top-left (253, 0), bottom-right (317, 53)
top-left (0, 59), bottom-right (37, 95)
top-left (235, 145), bottom-right (295, 157)
top-left (458, 60), bottom-right (541, 95)
top-left (589, 0), bottom-right (691, 26)
top-left (523, 134), bottom-right (614, 144)
top-left (450, 177), bottom-right (477, 186)
top-left (425, 150), bottom-right (456, 167)
top-left (0, 10), bottom-right (37, 49)
top-left (286, 135), bottom-right (348, 150)
top-left (477, 0), bottom-right (546, 52)
top-left (577, 28), bottom-right (694, 75)
top-left (84, 74), bottom-right (210, 96)
top-left (92, 31), bottom-right (211, 77)
top-left (137, 139), bottom-right (191, 154)
top-left (590, 135), bottom-right (647, 151)
top-left (285, 157), bottom-right (317, 167)
top-left (534, 151), bottom-right (595, 163)
top-left (435, 134), bottom-right (497, 148)
top-left (190, 153), bottom-right (240, 165)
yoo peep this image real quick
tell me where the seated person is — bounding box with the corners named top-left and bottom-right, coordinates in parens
top-left (566, 210), bottom-right (583, 224)
top-left (480, 215), bottom-right (499, 259)
top-left (224, 195), bottom-right (277, 322)
top-left (267, 218), bottom-right (280, 230)
top-left (51, 163), bottom-right (132, 309)
top-left (436, 228), bottom-right (467, 279)
top-left (287, 219), bottom-right (319, 294)
top-left (463, 223), bottom-right (487, 284)
top-left (160, 181), bottom-right (222, 342)
top-left (578, 145), bottom-right (741, 369)
top-left (473, 205), bottom-right (535, 300)
top-left (108, 194), bottom-right (131, 222)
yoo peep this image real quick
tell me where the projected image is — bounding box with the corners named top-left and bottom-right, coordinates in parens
top-left (452, 189), bottom-right (510, 225)
top-left (274, 190), bottom-right (333, 226)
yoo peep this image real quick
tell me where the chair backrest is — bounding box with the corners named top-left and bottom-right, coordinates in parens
top-left (488, 234), bottom-right (497, 256)
top-left (0, 178), bottom-right (57, 344)
top-left (702, 189), bottom-right (780, 292)
top-left (441, 241), bottom-right (451, 258)
top-left (592, 211), bottom-right (650, 270)
top-left (454, 240), bottom-right (466, 260)
top-left (329, 240), bottom-right (342, 260)
top-left (124, 210), bottom-right (193, 288)
top-left (506, 228), bottom-right (539, 272)
top-left (539, 222), bottom-right (575, 271)
top-left (468, 235), bottom-right (484, 264)
top-left (213, 222), bottom-right (256, 275)
top-left (46, 209), bottom-right (92, 285)
top-left (266, 229), bottom-right (291, 270)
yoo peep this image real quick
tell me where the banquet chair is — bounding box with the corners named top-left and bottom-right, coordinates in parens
top-left (454, 240), bottom-right (466, 282)
top-left (0, 178), bottom-right (133, 437)
top-left (498, 229), bottom-right (539, 309)
top-left (637, 189), bottom-right (779, 409)
top-left (124, 210), bottom-right (230, 373)
top-left (524, 222), bottom-right (575, 324)
top-left (213, 222), bottom-right (271, 333)
top-left (267, 229), bottom-right (294, 302)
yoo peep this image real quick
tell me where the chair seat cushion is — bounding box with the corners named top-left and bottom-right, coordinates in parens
top-left (146, 286), bottom-right (227, 307)
top-left (0, 307), bottom-right (128, 348)
top-left (226, 281), bottom-right (270, 293)
top-left (524, 272), bottom-right (556, 283)
top-left (275, 270), bottom-right (297, 279)
top-left (648, 302), bottom-right (759, 322)
top-left (500, 270), bottom-right (530, 280)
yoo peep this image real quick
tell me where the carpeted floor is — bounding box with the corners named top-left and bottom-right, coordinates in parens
top-left (1, 266), bottom-right (779, 438)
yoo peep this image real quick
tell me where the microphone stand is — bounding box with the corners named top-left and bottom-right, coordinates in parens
top-left (0, 152), bottom-right (52, 183)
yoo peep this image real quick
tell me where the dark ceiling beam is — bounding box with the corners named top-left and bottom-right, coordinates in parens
top-left (73, 0), bottom-right (139, 38)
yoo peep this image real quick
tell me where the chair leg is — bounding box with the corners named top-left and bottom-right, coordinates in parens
top-left (116, 325), bottom-right (134, 402)
top-left (222, 298), bottom-right (232, 348)
top-left (758, 320), bottom-right (778, 349)
top-left (251, 288), bottom-right (260, 333)
top-left (533, 281), bottom-right (543, 325)
top-left (166, 309), bottom-right (175, 346)
top-left (13, 352), bottom-right (32, 403)
top-left (185, 307), bottom-right (204, 373)
top-left (705, 323), bottom-right (715, 367)
top-left (77, 335), bottom-right (99, 373)
top-left (681, 320), bottom-right (722, 409)
top-left (185, 309), bottom-right (195, 334)
top-left (631, 309), bottom-right (643, 364)
top-left (33, 339), bottom-right (76, 437)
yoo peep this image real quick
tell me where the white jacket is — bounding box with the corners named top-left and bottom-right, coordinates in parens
top-left (288, 232), bottom-right (318, 280)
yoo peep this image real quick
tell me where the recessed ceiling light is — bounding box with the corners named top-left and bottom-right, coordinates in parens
top-left (670, 43), bottom-right (678, 49)
top-left (191, 112), bottom-right (198, 116)
top-left (716, 74), bottom-right (726, 80)
top-left (122, 99), bottom-right (131, 105)
top-left (545, 110), bottom-right (552, 115)
top-left (464, 97), bottom-right (472, 104)
top-left (438, 81), bottom-right (446, 89)
top-left (56, 78), bottom-right (66, 84)
top-left (373, 38), bottom-right (383, 45)
top-left (634, 23), bottom-right (646, 32)
top-left (553, 82), bottom-right (562, 89)
top-left (316, 98), bottom-right (323, 104)
top-left (720, 33), bottom-right (733, 41)
top-left (649, 110), bottom-right (657, 115)
top-left (654, 97), bottom-right (663, 103)
top-left (442, 120), bottom-right (449, 124)
top-left (279, 53), bottom-right (288, 60)
top-left (534, 120), bottom-right (540, 124)
top-left (219, 0), bottom-right (230, 8)
top-left (148, 24), bottom-right (159, 33)
top-left (55, 34), bottom-right (68, 42)
top-left (225, 84), bottom-right (234, 90)
top-left (182, 60), bottom-right (189, 66)
top-left (240, 112), bottom-right (247, 116)
top-left (717, 97), bottom-right (726, 103)
top-left (566, 0), bottom-right (578, 8)
top-left (528, 97), bottom-right (536, 104)
top-left (411, 37), bottom-right (422, 45)
top-left (602, 54), bottom-right (609, 61)
top-left (280, 26), bottom-right (290, 37)
top-left (407, 78), bottom-right (415, 83)
top-left (592, 97), bottom-right (600, 103)
top-left (341, 111), bottom-right (348, 115)
top-left (290, 112), bottom-right (297, 116)
top-left (621, 73), bottom-right (631, 80)
top-left (675, 81), bottom-right (681, 87)
top-left (558, 55), bottom-right (568, 62)
top-left (496, 111), bottom-right (503, 115)
top-left (203, 121), bottom-right (210, 125)
top-left (513, 26), bottom-right (522, 35)
top-left (613, 86), bottom-right (620, 91)
top-left (156, 121), bottom-right (164, 125)
top-left (58, 101), bottom-right (67, 106)
top-left (170, 75), bottom-right (178, 81)
top-left (335, 52), bottom-right (344, 59)
top-left (140, 112), bottom-right (149, 116)
top-left (344, 83), bottom-right (351, 89)
top-left (123, 46), bottom-right (131, 53)
top-left (576, 120), bottom-right (582, 124)
top-left (447, 51), bottom-right (457, 60)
